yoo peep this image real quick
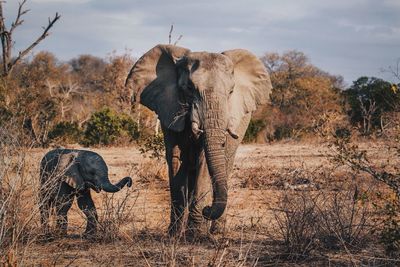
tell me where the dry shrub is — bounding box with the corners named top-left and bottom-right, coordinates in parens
top-left (330, 132), bottom-right (400, 256)
top-left (0, 122), bottom-right (41, 264)
top-left (96, 188), bottom-right (137, 243)
top-left (134, 160), bottom-right (168, 188)
top-left (317, 189), bottom-right (375, 251)
top-left (126, 231), bottom-right (259, 267)
top-left (237, 163), bottom-right (324, 190)
top-left (236, 165), bottom-right (276, 189)
top-left (270, 187), bottom-right (376, 260)
top-left (380, 198), bottom-right (400, 257)
top-left (271, 192), bottom-right (320, 260)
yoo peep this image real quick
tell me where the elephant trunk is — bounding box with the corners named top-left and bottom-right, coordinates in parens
top-left (201, 93), bottom-right (228, 221)
top-left (99, 176), bottom-right (132, 193)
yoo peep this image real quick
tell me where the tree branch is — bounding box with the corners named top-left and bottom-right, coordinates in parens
top-left (8, 12), bottom-right (61, 74)
top-left (10, 0), bottom-right (29, 35)
top-left (174, 35), bottom-right (183, 46)
top-left (168, 24), bottom-right (183, 46)
top-left (0, 1), bottom-right (9, 75)
top-left (388, 58), bottom-right (400, 82)
top-left (168, 24), bottom-right (173, 45)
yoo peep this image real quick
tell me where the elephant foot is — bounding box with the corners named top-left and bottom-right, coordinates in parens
top-left (82, 227), bottom-right (97, 241)
top-left (168, 222), bottom-right (183, 238)
top-left (82, 231), bottom-right (97, 241)
top-left (185, 227), bottom-right (215, 244)
top-left (184, 219), bottom-right (209, 241)
top-left (54, 228), bottom-right (68, 238)
top-left (210, 219), bottom-right (226, 235)
top-left (38, 232), bottom-right (55, 243)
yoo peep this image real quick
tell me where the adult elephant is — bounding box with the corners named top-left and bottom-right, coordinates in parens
top-left (126, 45), bottom-right (272, 236)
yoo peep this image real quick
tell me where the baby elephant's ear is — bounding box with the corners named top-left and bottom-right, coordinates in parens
top-left (59, 152), bottom-right (84, 190)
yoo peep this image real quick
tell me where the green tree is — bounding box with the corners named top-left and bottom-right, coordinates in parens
top-left (344, 77), bottom-right (400, 135)
top-left (243, 119), bottom-right (266, 143)
top-left (82, 108), bottom-right (139, 146)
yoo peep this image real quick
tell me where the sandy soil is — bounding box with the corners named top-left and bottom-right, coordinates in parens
top-left (12, 141), bottom-right (396, 266)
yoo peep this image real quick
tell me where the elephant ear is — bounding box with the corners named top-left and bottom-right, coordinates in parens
top-left (222, 49), bottom-right (272, 137)
top-left (58, 152), bottom-right (84, 190)
top-left (125, 44), bottom-right (191, 132)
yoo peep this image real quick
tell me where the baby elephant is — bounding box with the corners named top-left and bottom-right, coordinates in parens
top-left (39, 148), bottom-right (132, 238)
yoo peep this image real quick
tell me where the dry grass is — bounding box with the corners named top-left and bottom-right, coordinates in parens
top-left (0, 122), bottom-right (41, 264)
top-left (268, 188), bottom-right (376, 260)
top-left (1, 137), bottom-right (400, 266)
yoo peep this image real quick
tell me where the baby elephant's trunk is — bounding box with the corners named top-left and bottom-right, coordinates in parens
top-left (100, 176), bottom-right (132, 193)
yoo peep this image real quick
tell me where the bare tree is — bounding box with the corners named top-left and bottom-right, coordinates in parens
top-left (0, 0), bottom-right (60, 77)
top-left (386, 58), bottom-right (400, 82)
top-left (46, 79), bottom-right (80, 120)
top-left (358, 97), bottom-right (377, 135)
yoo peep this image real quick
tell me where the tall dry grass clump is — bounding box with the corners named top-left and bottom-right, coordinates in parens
top-left (0, 122), bottom-right (41, 265)
top-left (96, 188), bottom-right (137, 243)
top-left (267, 186), bottom-right (378, 264)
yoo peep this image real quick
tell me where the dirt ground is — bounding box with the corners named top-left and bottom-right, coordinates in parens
top-left (12, 141), bottom-right (397, 266)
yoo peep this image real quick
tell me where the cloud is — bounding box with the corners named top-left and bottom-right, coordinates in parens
top-left (31, 0), bottom-right (90, 3)
top-left (2, 0), bottom-right (399, 84)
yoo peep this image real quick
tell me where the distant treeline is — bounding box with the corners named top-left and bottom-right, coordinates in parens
top-left (0, 50), bottom-right (399, 146)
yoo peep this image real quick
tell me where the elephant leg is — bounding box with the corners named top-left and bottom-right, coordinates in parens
top-left (39, 198), bottom-right (51, 235)
top-left (54, 183), bottom-right (75, 236)
top-left (164, 130), bottom-right (189, 237)
top-left (77, 189), bottom-right (98, 238)
top-left (39, 183), bottom-right (53, 236)
top-left (168, 144), bottom-right (189, 236)
top-left (187, 149), bottom-right (210, 234)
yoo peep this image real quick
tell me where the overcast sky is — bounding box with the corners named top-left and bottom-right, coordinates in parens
top-left (4, 0), bottom-right (400, 85)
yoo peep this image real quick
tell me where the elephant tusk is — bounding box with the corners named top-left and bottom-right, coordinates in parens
top-left (192, 122), bottom-right (203, 135)
top-left (227, 128), bottom-right (239, 139)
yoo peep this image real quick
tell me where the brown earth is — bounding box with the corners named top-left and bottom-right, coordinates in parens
top-left (9, 141), bottom-right (397, 266)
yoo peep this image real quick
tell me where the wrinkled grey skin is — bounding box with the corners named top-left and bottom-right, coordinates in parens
top-left (39, 148), bottom-right (132, 238)
top-left (126, 45), bottom-right (272, 236)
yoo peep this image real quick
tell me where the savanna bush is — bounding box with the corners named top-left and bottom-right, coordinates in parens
top-left (273, 124), bottom-right (301, 140)
top-left (380, 200), bottom-right (400, 256)
top-left (243, 119), bottom-right (266, 143)
top-left (330, 131), bottom-right (400, 256)
top-left (272, 188), bottom-right (375, 260)
top-left (344, 77), bottom-right (400, 135)
top-left (139, 133), bottom-right (165, 160)
top-left (81, 107), bottom-right (139, 146)
top-left (0, 122), bottom-right (40, 263)
top-left (48, 121), bottom-right (83, 144)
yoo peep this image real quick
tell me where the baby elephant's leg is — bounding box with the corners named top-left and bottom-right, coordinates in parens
top-left (77, 189), bottom-right (98, 238)
top-left (39, 186), bottom-right (53, 236)
top-left (55, 184), bottom-right (75, 236)
top-left (40, 198), bottom-right (51, 235)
